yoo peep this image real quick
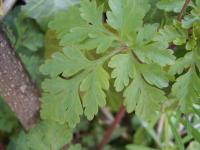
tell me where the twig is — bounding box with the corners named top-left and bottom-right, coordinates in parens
top-left (0, 0), bottom-right (17, 20)
top-left (177, 0), bottom-right (191, 21)
top-left (97, 106), bottom-right (126, 150)
top-left (100, 107), bottom-right (114, 125)
top-left (157, 114), bottom-right (165, 138)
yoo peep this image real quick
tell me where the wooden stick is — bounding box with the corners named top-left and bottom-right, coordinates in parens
top-left (0, 28), bottom-right (40, 130)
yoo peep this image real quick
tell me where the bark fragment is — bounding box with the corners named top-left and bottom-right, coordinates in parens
top-left (0, 28), bottom-right (40, 130)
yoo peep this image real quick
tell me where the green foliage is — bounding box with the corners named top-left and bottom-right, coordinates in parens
top-left (156, 0), bottom-right (185, 13)
top-left (107, 0), bottom-right (150, 37)
top-left (4, 7), bottom-right (44, 84)
top-left (108, 54), bottom-right (135, 92)
top-left (182, 0), bottom-right (200, 28)
top-left (68, 144), bottom-right (82, 150)
top-left (2, 0), bottom-right (200, 149)
top-left (172, 69), bottom-right (200, 112)
top-left (21, 0), bottom-right (80, 30)
top-left (126, 144), bottom-right (158, 150)
top-left (123, 74), bottom-right (166, 120)
top-left (15, 121), bottom-right (72, 150)
top-left (0, 98), bottom-right (18, 133)
top-left (4, 7), bottom-right (44, 52)
top-left (40, 0), bottom-right (175, 127)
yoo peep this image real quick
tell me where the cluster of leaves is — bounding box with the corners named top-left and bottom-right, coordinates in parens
top-left (1, 0), bottom-right (200, 149)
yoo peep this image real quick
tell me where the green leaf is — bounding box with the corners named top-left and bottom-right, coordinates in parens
top-left (108, 54), bottom-right (135, 92)
top-left (80, 65), bottom-right (109, 120)
top-left (22, 0), bottom-right (80, 30)
top-left (16, 121), bottom-right (72, 150)
top-left (80, 0), bottom-right (103, 26)
top-left (123, 74), bottom-right (166, 121)
top-left (182, 8), bottom-right (200, 28)
top-left (172, 69), bottom-right (200, 112)
top-left (4, 7), bottom-right (44, 52)
top-left (0, 97), bottom-right (18, 133)
top-left (40, 47), bottom-right (91, 77)
top-left (40, 47), bottom-right (110, 126)
top-left (169, 52), bottom-right (193, 75)
top-left (153, 24), bottom-right (188, 46)
top-left (49, 6), bottom-right (86, 39)
top-left (140, 64), bottom-right (169, 88)
top-left (59, 1), bottom-right (116, 53)
top-left (41, 77), bottom-right (83, 127)
top-left (19, 21), bottom-right (44, 51)
top-left (107, 0), bottom-right (150, 38)
top-left (134, 42), bottom-right (176, 66)
top-left (68, 144), bottom-right (82, 150)
top-left (136, 24), bottom-right (159, 46)
top-left (156, 0), bottom-right (185, 13)
top-left (196, 0), bottom-right (200, 6)
top-left (15, 132), bottom-right (29, 150)
top-left (126, 144), bottom-right (158, 150)
top-left (20, 54), bottom-right (43, 83)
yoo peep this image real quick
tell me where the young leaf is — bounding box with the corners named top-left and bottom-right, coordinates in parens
top-left (108, 54), bottom-right (135, 92)
top-left (49, 6), bottom-right (86, 39)
top-left (107, 0), bottom-right (150, 38)
top-left (136, 24), bottom-right (159, 46)
top-left (169, 52), bottom-right (193, 75)
top-left (140, 64), bottom-right (169, 88)
top-left (172, 69), bottom-right (200, 112)
top-left (123, 74), bottom-right (166, 121)
top-left (80, 65), bottom-right (109, 120)
top-left (41, 77), bottom-right (83, 127)
top-left (59, 1), bottom-right (116, 53)
top-left (40, 47), bottom-right (91, 77)
top-left (134, 42), bottom-right (176, 66)
top-left (40, 46), bottom-right (110, 126)
top-left (80, 0), bottom-right (103, 26)
top-left (153, 24), bottom-right (188, 46)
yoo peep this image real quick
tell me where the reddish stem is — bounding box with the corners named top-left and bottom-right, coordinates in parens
top-left (177, 0), bottom-right (191, 21)
top-left (97, 106), bottom-right (126, 150)
top-left (0, 143), bottom-right (4, 150)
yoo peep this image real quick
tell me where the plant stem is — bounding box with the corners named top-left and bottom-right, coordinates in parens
top-left (0, 143), bottom-right (4, 150)
top-left (97, 106), bottom-right (126, 150)
top-left (177, 0), bottom-right (191, 21)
